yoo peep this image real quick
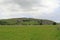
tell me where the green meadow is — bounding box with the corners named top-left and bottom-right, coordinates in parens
top-left (0, 25), bottom-right (60, 40)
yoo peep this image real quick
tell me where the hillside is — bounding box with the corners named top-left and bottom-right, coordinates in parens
top-left (0, 18), bottom-right (57, 25)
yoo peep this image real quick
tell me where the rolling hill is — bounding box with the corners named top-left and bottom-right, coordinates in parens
top-left (0, 18), bottom-right (57, 25)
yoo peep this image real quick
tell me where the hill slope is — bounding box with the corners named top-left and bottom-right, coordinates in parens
top-left (0, 18), bottom-right (56, 25)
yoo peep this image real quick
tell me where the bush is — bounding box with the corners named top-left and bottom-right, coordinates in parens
top-left (0, 21), bottom-right (8, 25)
top-left (53, 22), bottom-right (56, 25)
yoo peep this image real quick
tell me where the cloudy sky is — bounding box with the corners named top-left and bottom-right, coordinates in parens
top-left (0, 0), bottom-right (60, 22)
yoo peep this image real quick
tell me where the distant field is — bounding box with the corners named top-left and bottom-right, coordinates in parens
top-left (0, 25), bottom-right (60, 40)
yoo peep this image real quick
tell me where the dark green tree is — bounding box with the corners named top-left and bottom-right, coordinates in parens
top-left (53, 22), bottom-right (56, 25)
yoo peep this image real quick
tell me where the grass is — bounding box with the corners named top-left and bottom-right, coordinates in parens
top-left (0, 25), bottom-right (60, 40)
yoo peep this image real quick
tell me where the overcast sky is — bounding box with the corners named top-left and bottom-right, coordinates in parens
top-left (0, 0), bottom-right (60, 22)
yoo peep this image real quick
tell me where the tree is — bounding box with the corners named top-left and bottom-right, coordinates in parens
top-left (53, 22), bottom-right (56, 25)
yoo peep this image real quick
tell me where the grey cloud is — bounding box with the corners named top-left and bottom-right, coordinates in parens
top-left (0, 0), bottom-right (12, 4)
top-left (12, 0), bottom-right (41, 9)
top-left (0, 0), bottom-right (41, 11)
top-left (1, 0), bottom-right (47, 11)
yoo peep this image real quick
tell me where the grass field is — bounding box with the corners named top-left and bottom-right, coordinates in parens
top-left (0, 25), bottom-right (60, 40)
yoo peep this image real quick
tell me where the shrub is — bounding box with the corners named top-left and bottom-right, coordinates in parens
top-left (53, 22), bottom-right (56, 25)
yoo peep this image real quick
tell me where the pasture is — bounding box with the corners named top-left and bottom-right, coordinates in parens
top-left (0, 25), bottom-right (60, 40)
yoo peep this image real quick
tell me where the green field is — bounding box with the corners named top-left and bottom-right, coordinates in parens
top-left (0, 25), bottom-right (60, 40)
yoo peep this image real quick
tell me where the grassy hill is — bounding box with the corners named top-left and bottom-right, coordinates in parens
top-left (0, 18), bottom-right (57, 25)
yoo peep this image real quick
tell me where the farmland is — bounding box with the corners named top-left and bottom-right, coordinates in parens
top-left (0, 25), bottom-right (60, 40)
